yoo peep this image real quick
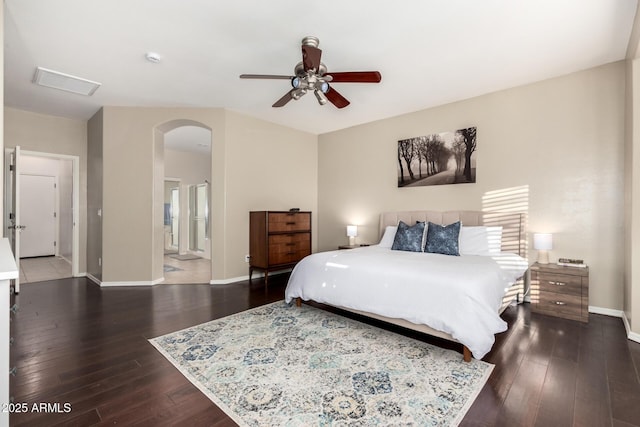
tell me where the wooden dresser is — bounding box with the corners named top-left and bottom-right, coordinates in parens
top-left (249, 211), bottom-right (311, 284)
top-left (530, 262), bottom-right (589, 323)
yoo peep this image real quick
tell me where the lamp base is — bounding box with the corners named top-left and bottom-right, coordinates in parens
top-left (348, 236), bottom-right (355, 246)
top-left (537, 250), bottom-right (550, 264)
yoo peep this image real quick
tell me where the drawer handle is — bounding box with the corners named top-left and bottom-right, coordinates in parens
top-left (554, 301), bottom-right (567, 305)
top-left (9, 304), bottom-right (18, 314)
top-left (549, 281), bottom-right (566, 286)
top-left (285, 222), bottom-right (296, 225)
top-left (9, 366), bottom-right (17, 376)
top-left (287, 252), bottom-right (295, 255)
top-left (285, 243), bottom-right (295, 246)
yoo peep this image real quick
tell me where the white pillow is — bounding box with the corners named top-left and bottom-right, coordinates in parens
top-left (378, 225), bottom-right (398, 248)
top-left (459, 226), bottom-right (503, 255)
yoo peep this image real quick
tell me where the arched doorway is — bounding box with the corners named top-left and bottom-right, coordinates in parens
top-left (154, 120), bottom-right (212, 284)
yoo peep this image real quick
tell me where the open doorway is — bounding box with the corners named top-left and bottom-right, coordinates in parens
top-left (4, 149), bottom-right (80, 284)
top-left (161, 125), bottom-right (212, 284)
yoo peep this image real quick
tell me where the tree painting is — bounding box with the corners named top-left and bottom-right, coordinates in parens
top-left (397, 127), bottom-right (476, 187)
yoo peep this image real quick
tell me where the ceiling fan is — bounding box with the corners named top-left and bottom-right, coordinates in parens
top-left (239, 36), bottom-right (382, 109)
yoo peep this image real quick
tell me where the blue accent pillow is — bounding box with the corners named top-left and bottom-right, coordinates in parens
top-left (391, 221), bottom-right (425, 252)
top-left (424, 221), bottom-right (461, 256)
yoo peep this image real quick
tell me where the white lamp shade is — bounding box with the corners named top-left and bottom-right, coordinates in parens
top-left (346, 225), bottom-right (358, 237)
top-left (533, 233), bottom-right (553, 250)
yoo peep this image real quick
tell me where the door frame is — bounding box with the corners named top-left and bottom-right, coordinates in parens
top-left (4, 149), bottom-right (81, 277)
top-left (164, 177), bottom-right (181, 253)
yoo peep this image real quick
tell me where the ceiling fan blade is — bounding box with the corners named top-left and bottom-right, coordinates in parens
top-left (326, 71), bottom-right (382, 83)
top-left (272, 90), bottom-right (295, 107)
top-left (240, 74), bottom-right (293, 80)
top-left (302, 45), bottom-right (322, 71)
top-left (325, 86), bottom-right (350, 109)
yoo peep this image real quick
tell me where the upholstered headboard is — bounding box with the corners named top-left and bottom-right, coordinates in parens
top-left (379, 210), bottom-right (525, 256)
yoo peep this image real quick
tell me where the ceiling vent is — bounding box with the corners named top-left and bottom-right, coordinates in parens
top-left (33, 67), bottom-right (101, 96)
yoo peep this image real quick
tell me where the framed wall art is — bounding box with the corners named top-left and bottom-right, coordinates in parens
top-left (397, 126), bottom-right (476, 187)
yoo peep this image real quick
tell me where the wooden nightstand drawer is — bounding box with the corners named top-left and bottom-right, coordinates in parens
top-left (534, 292), bottom-right (582, 319)
top-left (268, 212), bottom-right (311, 232)
top-left (535, 272), bottom-right (582, 297)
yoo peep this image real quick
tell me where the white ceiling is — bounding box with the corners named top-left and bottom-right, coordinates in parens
top-left (4, 0), bottom-right (638, 137)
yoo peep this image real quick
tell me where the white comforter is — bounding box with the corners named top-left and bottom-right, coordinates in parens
top-left (284, 245), bottom-right (528, 359)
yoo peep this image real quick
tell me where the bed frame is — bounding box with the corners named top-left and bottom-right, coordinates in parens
top-left (295, 210), bottom-right (526, 362)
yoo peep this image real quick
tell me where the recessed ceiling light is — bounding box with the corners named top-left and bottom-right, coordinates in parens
top-left (33, 67), bottom-right (101, 96)
top-left (145, 52), bottom-right (162, 63)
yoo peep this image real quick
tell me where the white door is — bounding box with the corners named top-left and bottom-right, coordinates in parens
top-left (20, 175), bottom-right (56, 257)
top-left (170, 187), bottom-right (179, 248)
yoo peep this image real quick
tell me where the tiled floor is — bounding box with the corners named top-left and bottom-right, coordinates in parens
top-left (19, 254), bottom-right (211, 285)
top-left (19, 256), bottom-right (72, 283)
top-left (162, 254), bottom-right (211, 284)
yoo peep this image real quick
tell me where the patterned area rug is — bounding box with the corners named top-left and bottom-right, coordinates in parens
top-left (149, 301), bottom-right (493, 426)
top-left (163, 264), bottom-right (183, 273)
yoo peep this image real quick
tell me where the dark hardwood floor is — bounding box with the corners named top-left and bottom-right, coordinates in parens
top-left (8, 276), bottom-right (640, 426)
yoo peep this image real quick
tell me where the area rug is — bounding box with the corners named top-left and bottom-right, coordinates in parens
top-left (169, 253), bottom-right (202, 261)
top-left (163, 264), bottom-right (183, 273)
top-left (149, 301), bottom-right (493, 426)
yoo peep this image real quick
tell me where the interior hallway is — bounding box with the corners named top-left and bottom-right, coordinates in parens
top-left (162, 254), bottom-right (211, 284)
top-left (19, 256), bottom-right (72, 284)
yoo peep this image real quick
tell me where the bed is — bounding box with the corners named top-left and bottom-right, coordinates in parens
top-left (284, 210), bottom-right (528, 361)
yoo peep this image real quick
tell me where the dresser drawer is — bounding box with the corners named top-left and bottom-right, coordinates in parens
top-left (534, 272), bottom-right (582, 297)
top-left (268, 212), bottom-right (311, 232)
top-left (533, 291), bottom-right (583, 320)
top-left (268, 233), bottom-right (311, 265)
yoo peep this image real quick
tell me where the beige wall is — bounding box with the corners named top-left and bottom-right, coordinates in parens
top-left (625, 58), bottom-right (640, 334)
top-left (87, 109), bottom-right (103, 280)
top-left (99, 108), bottom-right (226, 283)
top-left (4, 107), bottom-right (88, 274)
top-left (318, 61), bottom-right (626, 311)
top-left (223, 110), bottom-right (318, 278)
top-left (95, 107), bottom-right (316, 283)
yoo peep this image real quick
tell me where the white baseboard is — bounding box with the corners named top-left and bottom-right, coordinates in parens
top-left (588, 305), bottom-right (624, 317)
top-left (59, 255), bottom-right (72, 265)
top-left (210, 276), bottom-right (248, 285)
top-left (209, 269), bottom-right (291, 285)
top-left (86, 273), bottom-right (101, 285)
top-left (622, 312), bottom-right (640, 343)
top-left (100, 277), bottom-right (164, 287)
top-left (589, 305), bottom-right (640, 344)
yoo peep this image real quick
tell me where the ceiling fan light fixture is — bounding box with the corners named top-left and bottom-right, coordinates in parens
top-left (291, 88), bottom-right (307, 100)
top-left (240, 35), bottom-right (381, 108)
top-left (314, 89), bottom-right (328, 105)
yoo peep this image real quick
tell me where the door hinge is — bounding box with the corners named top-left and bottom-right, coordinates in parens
top-left (54, 241), bottom-right (56, 247)
top-left (9, 165), bottom-right (14, 171)
top-left (54, 183), bottom-right (57, 189)
top-left (53, 212), bottom-right (57, 218)
top-left (9, 213), bottom-right (13, 220)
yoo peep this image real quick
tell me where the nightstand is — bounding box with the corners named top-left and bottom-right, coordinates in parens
top-left (530, 262), bottom-right (589, 323)
top-left (338, 244), bottom-right (370, 250)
